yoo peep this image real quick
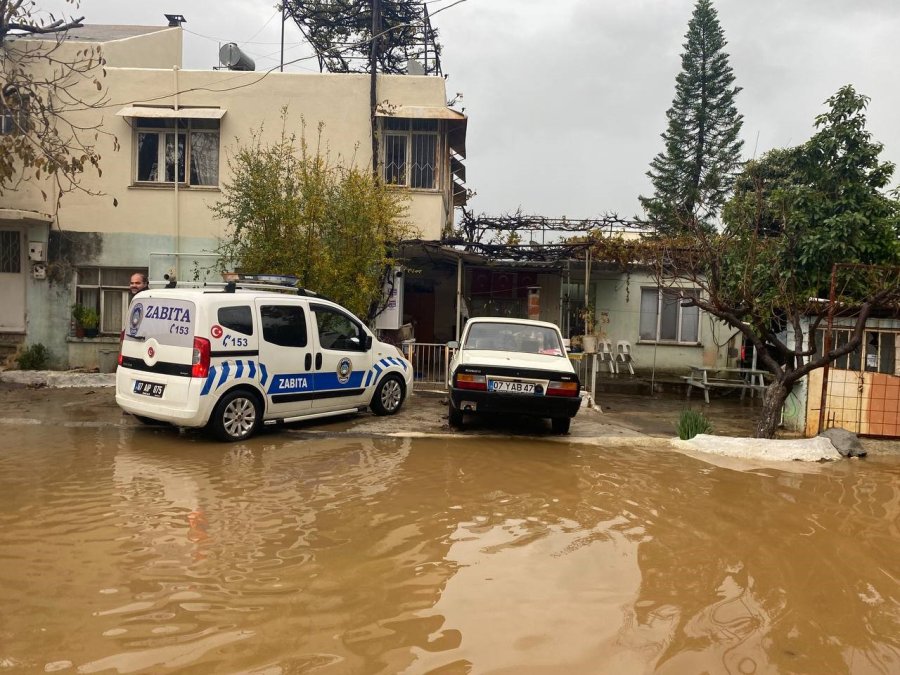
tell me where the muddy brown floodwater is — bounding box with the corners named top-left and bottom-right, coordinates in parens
top-left (1, 423), bottom-right (899, 674)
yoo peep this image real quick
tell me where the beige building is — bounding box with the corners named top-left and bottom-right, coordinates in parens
top-left (0, 23), bottom-right (466, 370)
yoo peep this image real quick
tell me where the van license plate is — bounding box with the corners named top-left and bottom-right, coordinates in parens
top-left (134, 380), bottom-right (165, 398)
top-left (489, 380), bottom-right (535, 394)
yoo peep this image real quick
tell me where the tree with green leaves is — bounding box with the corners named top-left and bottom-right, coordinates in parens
top-left (1, 0), bottom-right (113, 202)
top-left (212, 112), bottom-right (413, 321)
top-left (656, 85), bottom-right (900, 438)
top-left (640, 0), bottom-right (743, 234)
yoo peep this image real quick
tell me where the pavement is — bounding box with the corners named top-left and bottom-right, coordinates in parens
top-left (1, 369), bottom-right (897, 457)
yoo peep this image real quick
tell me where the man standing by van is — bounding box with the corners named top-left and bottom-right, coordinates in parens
top-left (129, 273), bottom-right (149, 298)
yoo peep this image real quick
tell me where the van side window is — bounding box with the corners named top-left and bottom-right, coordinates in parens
top-left (261, 305), bottom-right (307, 348)
top-left (312, 305), bottom-right (365, 351)
top-left (218, 306), bottom-right (253, 335)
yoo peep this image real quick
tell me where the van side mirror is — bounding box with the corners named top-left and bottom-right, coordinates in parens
top-left (447, 340), bottom-right (459, 349)
top-left (364, 335), bottom-right (373, 350)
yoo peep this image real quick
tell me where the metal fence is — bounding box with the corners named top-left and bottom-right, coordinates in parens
top-left (402, 342), bottom-right (455, 390)
top-left (402, 344), bottom-right (600, 396)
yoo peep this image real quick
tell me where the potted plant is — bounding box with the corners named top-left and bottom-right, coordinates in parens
top-left (579, 306), bottom-right (597, 353)
top-left (74, 305), bottom-right (100, 338)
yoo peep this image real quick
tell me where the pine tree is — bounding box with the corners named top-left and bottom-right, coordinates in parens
top-left (640, 0), bottom-right (743, 234)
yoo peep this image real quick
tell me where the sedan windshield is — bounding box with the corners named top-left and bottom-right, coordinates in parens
top-left (463, 322), bottom-right (565, 356)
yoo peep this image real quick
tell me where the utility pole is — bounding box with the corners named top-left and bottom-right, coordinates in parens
top-left (279, 3), bottom-right (286, 72)
top-left (369, 0), bottom-right (381, 178)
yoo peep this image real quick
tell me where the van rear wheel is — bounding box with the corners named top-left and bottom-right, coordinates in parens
top-left (371, 375), bottom-right (405, 416)
top-left (211, 390), bottom-right (261, 442)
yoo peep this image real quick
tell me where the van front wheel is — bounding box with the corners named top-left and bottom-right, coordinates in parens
top-left (211, 390), bottom-right (261, 442)
top-left (371, 375), bottom-right (405, 416)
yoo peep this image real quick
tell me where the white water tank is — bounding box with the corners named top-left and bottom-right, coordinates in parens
top-left (219, 43), bottom-right (256, 71)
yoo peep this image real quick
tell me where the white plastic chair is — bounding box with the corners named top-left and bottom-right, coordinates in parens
top-left (597, 339), bottom-right (616, 373)
top-left (615, 340), bottom-right (635, 375)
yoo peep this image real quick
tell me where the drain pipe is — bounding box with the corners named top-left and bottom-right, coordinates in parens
top-left (173, 65), bottom-right (181, 274)
top-left (455, 255), bottom-right (462, 341)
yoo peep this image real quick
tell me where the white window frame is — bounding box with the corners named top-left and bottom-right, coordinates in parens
top-left (133, 118), bottom-right (220, 187)
top-left (381, 118), bottom-right (441, 191)
top-left (75, 267), bottom-right (148, 335)
top-left (639, 287), bottom-right (701, 344)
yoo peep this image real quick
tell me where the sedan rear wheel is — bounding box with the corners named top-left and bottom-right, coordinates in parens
top-left (551, 417), bottom-right (571, 435)
top-left (448, 403), bottom-right (464, 428)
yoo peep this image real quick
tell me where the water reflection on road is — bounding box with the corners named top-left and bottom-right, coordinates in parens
top-left (0, 425), bottom-right (898, 673)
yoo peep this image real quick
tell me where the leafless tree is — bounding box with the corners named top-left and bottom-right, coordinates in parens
top-left (1, 0), bottom-right (116, 204)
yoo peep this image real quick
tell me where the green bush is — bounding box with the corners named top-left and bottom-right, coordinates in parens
top-left (676, 409), bottom-right (712, 440)
top-left (16, 343), bottom-right (51, 370)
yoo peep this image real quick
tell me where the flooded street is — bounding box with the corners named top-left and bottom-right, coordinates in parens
top-left (1, 422), bottom-right (899, 674)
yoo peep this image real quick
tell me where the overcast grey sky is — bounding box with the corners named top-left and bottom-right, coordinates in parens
top-left (40, 0), bottom-right (900, 220)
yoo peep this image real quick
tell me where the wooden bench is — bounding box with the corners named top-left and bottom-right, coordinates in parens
top-left (682, 367), bottom-right (769, 404)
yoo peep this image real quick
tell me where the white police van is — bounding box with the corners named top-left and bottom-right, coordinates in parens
top-left (115, 282), bottom-right (413, 441)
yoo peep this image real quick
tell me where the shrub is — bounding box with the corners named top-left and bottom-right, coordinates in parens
top-left (16, 343), bottom-right (51, 370)
top-left (676, 409), bottom-right (711, 440)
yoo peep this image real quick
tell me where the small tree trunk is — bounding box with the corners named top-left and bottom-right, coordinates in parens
top-left (754, 381), bottom-right (790, 439)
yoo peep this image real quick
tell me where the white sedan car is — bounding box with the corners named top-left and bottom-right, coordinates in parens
top-left (447, 317), bottom-right (582, 434)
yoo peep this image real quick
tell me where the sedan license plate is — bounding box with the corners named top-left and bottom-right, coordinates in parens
top-left (134, 380), bottom-right (165, 398)
top-left (490, 380), bottom-right (535, 394)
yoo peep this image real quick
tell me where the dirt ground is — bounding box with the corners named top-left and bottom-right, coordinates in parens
top-left (2, 380), bottom-right (897, 457)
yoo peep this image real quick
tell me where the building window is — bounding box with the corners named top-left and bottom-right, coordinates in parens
top-left (75, 267), bottom-right (147, 335)
top-left (0, 103), bottom-right (27, 135)
top-left (639, 288), bottom-right (700, 343)
top-left (382, 117), bottom-right (439, 189)
top-left (816, 328), bottom-right (899, 375)
top-left (134, 117), bottom-right (219, 186)
top-left (0, 231), bottom-right (21, 273)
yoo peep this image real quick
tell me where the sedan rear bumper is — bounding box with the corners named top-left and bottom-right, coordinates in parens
top-left (449, 388), bottom-right (581, 419)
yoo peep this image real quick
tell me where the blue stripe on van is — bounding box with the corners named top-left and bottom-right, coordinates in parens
top-left (201, 366), bottom-right (217, 396)
top-left (217, 362), bottom-right (230, 389)
top-left (248, 360), bottom-right (256, 379)
top-left (235, 360), bottom-right (244, 379)
top-left (260, 363), bottom-right (268, 386)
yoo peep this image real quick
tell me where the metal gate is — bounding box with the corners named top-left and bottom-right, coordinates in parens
top-left (402, 342), bottom-right (454, 390)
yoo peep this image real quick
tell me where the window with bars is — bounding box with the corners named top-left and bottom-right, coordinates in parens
top-left (639, 288), bottom-right (701, 343)
top-left (0, 103), bottom-right (28, 135)
top-left (134, 118), bottom-right (219, 186)
top-left (815, 328), bottom-right (899, 375)
top-left (0, 231), bottom-right (21, 273)
top-left (76, 267), bottom-right (148, 335)
top-left (381, 117), bottom-right (439, 189)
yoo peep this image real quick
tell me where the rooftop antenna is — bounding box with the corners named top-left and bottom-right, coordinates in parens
top-left (164, 14), bottom-right (186, 27)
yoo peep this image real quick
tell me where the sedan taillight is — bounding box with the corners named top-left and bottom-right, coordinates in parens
top-left (455, 373), bottom-right (487, 390)
top-left (547, 380), bottom-right (579, 397)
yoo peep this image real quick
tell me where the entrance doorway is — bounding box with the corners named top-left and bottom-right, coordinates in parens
top-left (0, 229), bottom-right (25, 332)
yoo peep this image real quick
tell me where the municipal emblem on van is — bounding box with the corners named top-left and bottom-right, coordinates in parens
top-left (337, 357), bottom-right (352, 384)
top-left (128, 303), bottom-right (144, 337)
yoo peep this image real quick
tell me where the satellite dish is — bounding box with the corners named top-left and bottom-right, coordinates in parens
top-left (219, 43), bottom-right (256, 71)
top-left (406, 59), bottom-right (425, 76)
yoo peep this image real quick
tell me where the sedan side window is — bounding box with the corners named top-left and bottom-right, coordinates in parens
top-left (312, 305), bottom-right (366, 351)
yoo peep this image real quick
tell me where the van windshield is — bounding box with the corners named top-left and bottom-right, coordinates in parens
top-left (124, 298), bottom-right (195, 348)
